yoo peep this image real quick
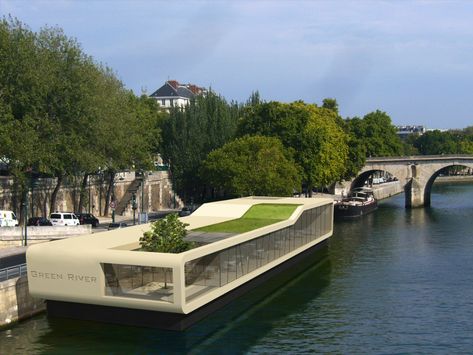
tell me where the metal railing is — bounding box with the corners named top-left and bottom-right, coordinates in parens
top-left (0, 263), bottom-right (27, 282)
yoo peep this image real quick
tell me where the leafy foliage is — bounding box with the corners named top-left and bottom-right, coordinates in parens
top-left (0, 17), bottom-right (162, 215)
top-left (345, 111), bottom-right (404, 158)
top-left (413, 130), bottom-right (461, 155)
top-left (139, 213), bottom-right (193, 253)
top-left (237, 101), bottom-right (348, 192)
top-left (322, 98), bottom-right (339, 114)
top-left (201, 135), bottom-right (301, 197)
top-left (159, 91), bottom-right (240, 202)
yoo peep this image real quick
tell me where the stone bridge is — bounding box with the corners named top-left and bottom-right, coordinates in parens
top-left (350, 155), bottom-right (473, 208)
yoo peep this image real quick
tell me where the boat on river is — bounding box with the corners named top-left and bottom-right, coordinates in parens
top-left (334, 187), bottom-right (378, 218)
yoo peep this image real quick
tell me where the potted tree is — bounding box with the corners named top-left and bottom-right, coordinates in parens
top-left (139, 213), bottom-right (194, 288)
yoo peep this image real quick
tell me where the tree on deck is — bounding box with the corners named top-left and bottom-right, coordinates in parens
top-left (139, 213), bottom-right (193, 288)
top-left (140, 213), bottom-right (192, 254)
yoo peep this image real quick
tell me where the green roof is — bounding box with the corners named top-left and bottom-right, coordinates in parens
top-left (193, 203), bottom-right (300, 234)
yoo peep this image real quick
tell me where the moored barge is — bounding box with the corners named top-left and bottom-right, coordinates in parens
top-left (335, 187), bottom-right (378, 218)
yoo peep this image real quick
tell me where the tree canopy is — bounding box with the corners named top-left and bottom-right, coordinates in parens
top-left (345, 110), bottom-right (404, 158)
top-left (237, 101), bottom-right (348, 192)
top-left (139, 213), bottom-right (193, 253)
top-left (201, 135), bottom-right (301, 197)
top-left (413, 130), bottom-right (461, 155)
top-left (0, 17), bottom-right (162, 215)
top-left (159, 91), bottom-right (240, 202)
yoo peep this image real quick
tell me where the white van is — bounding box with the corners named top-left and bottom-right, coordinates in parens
top-left (0, 210), bottom-right (19, 227)
top-left (50, 212), bottom-right (80, 226)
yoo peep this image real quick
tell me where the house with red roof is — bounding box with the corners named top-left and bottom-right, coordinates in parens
top-left (149, 80), bottom-right (206, 110)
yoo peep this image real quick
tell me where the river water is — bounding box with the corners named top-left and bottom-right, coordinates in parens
top-left (2, 183), bottom-right (473, 354)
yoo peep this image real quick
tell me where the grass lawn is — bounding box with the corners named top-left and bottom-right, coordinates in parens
top-left (194, 203), bottom-right (301, 233)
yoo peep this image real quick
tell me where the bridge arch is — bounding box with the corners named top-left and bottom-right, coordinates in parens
top-left (354, 155), bottom-right (473, 208)
top-left (421, 164), bottom-right (473, 207)
top-left (351, 169), bottom-right (399, 190)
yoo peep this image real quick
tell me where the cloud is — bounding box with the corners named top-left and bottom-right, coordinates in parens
top-left (3, 0), bottom-right (473, 127)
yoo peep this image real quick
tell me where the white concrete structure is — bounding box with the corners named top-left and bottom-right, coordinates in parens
top-left (26, 196), bottom-right (333, 327)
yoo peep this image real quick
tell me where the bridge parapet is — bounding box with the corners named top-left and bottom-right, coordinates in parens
top-left (367, 154), bottom-right (473, 163)
top-left (356, 155), bottom-right (473, 207)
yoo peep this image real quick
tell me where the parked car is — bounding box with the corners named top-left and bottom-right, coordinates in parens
top-left (75, 213), bottom-right (99, 227)
top-left (27, 217), bottom-right (52, 226)
top-left (49, 212), bottom-right (80, 226)
top-left (107, 222), bottom-right (128, 230)
top-left (178, 206), bottom-right (192, 217)
top-left (0, 210), bottom-right (19, 227)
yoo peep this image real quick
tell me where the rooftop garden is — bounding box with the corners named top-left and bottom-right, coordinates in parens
top-left (193, 203), bottom-right (301, 234)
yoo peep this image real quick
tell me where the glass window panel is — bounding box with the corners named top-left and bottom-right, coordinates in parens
top-left (103, 263), bottom-right (173, 303)
top-left (184, 203), bottom-right (333, 303)
top-left (268, 232), bottom-right (276, 262)
top-left (303, 211), bottom-right (309, 243)
top-left (317, 207), bottom-right (322, 237)
top-left (308, 207), bottom-right (313, 240)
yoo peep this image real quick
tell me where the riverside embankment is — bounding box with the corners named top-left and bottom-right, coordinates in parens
top-left (362, 175), bottom-right (473, 201)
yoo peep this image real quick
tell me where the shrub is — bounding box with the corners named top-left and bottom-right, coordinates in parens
top-left (139, 213), bottom-right (193, 253)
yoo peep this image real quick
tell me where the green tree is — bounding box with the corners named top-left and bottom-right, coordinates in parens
top-left (0, 17), bottom-right (162, 217)
top-left (413, 130), bottom-right (460, 155)
top-left (0, 17), bottom-right (51, 218)
top-left (346, 111), bottom-right (404, 157)
top-left (139, 213), bottom-right (193, 288)
top-left (159, 91), bottom-right (240, 202)
top-left (201, 135), bottom-right (301, 197)
top-left (237, 101), bottom-right (348, 193)
top-left (461, 126), bottom-right (473, 137)
top-left (459, 140), bottom-right (473, 154)
top-left (300, 106), bottom-right (348, 192)
top-left (140, 213), bottom-right (192, 253)
top-left (402, 133), bottom-right (420, 155)
top-left (339, 120), bottom-right (367, 180)
top-left (322, 98), bottom-right (339, 114)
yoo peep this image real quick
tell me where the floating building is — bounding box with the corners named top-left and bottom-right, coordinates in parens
top-left (27, 196), bottom-right (333, 330)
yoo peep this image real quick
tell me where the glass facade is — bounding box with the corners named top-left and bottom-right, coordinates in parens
top-left (184, 204), bottom-right (332, 302)
top-left (102, 263), bottom-right (174, 303)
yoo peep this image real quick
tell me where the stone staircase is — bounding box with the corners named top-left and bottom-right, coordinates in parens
top-left (115, 177), bottom-right (143, 215)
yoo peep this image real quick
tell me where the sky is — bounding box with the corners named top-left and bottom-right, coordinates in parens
top-left (1, 0), bottom-right (473, 129)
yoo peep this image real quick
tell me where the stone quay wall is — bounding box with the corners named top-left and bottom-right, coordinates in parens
top-left (372, 181), bottom-right (404, 200)
top-left (0, 276), bottom-right (45, 328)
top-left (0, 170), bottom-right (182, 220)
top-left (0, 225), bottom-right (92, 248)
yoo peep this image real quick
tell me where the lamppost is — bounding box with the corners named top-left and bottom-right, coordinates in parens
top-left (88, 175), bottom-right (92, 214)
top-left (169, 161), bottom-right (176, 209)
top-left (141, 173), bottom-right (145, 215)
top-left (140, 170), bottom-right (148, 224)
top-left (30, 176), bottom-right (36, 218)
top-left (22, 190), bottom-right (28, 246)
top-left (132, 192), bottom-right (137, 225)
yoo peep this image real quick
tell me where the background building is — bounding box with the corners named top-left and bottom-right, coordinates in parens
top-left (149, 80), bottom-right (206, 110)
top-left (396, 125), bottom-right (426, 140)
